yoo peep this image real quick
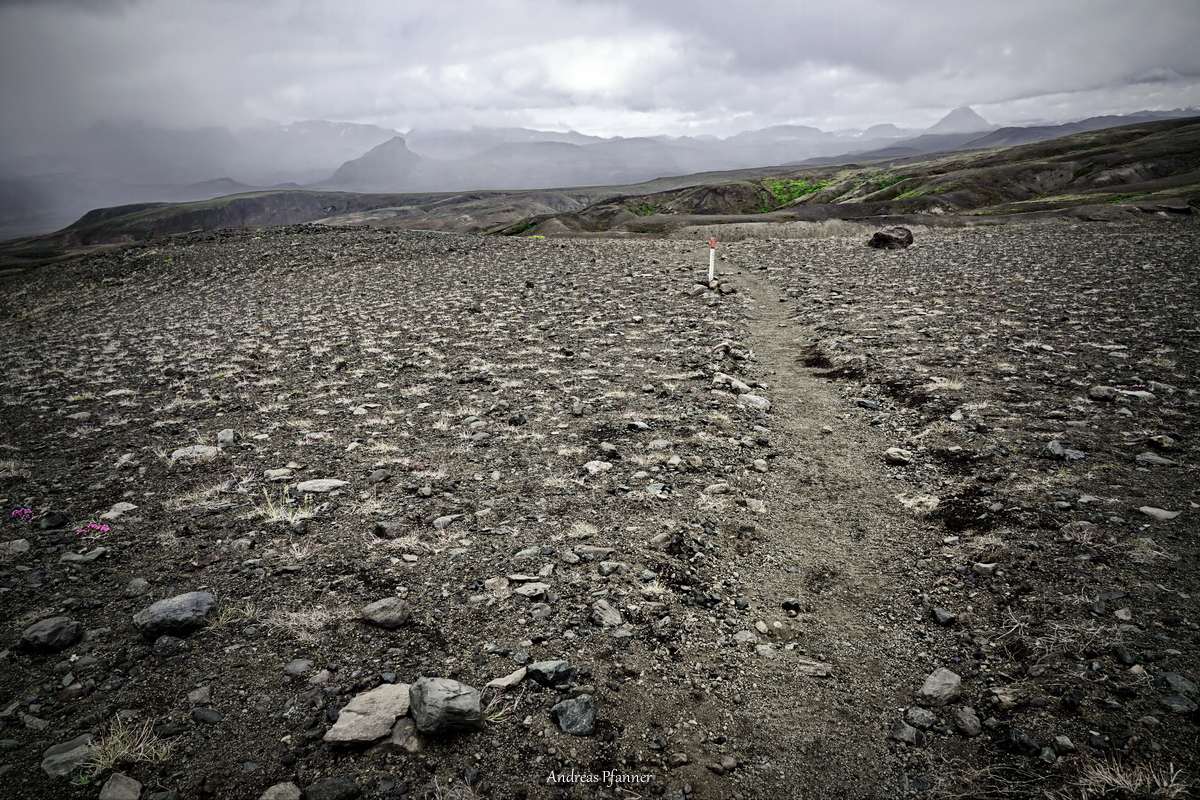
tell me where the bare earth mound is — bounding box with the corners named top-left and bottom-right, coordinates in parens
top-left (0, 218), bottom-right (1197, 800)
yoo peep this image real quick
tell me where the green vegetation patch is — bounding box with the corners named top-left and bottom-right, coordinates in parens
top-left (763, 178), bottom-right (830, 203)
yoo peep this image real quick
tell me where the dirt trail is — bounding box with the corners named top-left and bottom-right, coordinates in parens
top-left (698, 255), bottom-right (935, 798)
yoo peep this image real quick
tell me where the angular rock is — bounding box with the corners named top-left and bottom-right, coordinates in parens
top-left (1087, 386), bottom-right (1119, 401)
top-left (1135, 452), bottom-right (1176, 466)
top-left (324, 683), bottom-right (412, 744)
top-left (20, 617), bottom-right (84, 653)
top-left (905, 707), bottom-right (938, 730)
top-left (216, 429), bottom-right (239, 447)
top-left (889, 720), bottom-right (924, 746)
top-left (360, 598), bottom-right (412, 628)
top-left (41, 734), bottom-right (95, 777)
top-left (917, 668), bottom-right (962, 707)
top-left (1040, 440), bottom-right (1084, 460)
top-left (1153, 672), bottom-right (1198, 696)
top-left (132, 591), bottom-right (217, 637)
top-left (591, 599), bottom-right (623, 627)
top-left (551, 694), bottom-right (596, 736)
top-left (953, 707), bottom-right (981, 737)
top-left (408, 677), bottom-right (483, 734)
top-left (526, 660), bottom-right (574, 686)
top-left (885, 447), bottom-right (914, 465)
top-left (1159, 695), bottom-right (1199, 714)
top-left (99, 772), bottom-right (142, 800)
top-left (1000, 728), bottom-right (1041, 757)
top-left (867, 226), bottom-right (914, 249)
top-left (372, 521), bottom-right (405, 539)
top-left (485, 667), bottom-right (526, 690)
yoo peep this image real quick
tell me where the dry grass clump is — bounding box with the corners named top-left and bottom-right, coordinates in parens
top-left (76, 717), bottom-right (174, 784)
top-left (265, 603), bottom-right (356, 642)
top-left (1046, 756), bottom-right (1190, 799)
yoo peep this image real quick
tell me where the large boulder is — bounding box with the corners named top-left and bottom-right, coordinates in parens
top-left (132, 591), bottom-right (217, 637)
top-left (408, 677), bottom-right (483, 734)
top-left (867, 227), bottom-right (914, 249)
top-left (20, 617), bottom-right (84, 653)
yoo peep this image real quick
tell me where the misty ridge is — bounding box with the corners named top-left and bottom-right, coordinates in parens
top-left (1, 106), bottom-right (1197, 241)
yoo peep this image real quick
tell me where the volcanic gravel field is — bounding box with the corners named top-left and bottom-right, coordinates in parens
top-left (0, 217), bottom-right (1197, 800)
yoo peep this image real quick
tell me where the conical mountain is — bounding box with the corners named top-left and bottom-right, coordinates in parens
top-left (924, 107), bottom-right (997, 135)
top-left (322, 137), bottom-right (424, 192)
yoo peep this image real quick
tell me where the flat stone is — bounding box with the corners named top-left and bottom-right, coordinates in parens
top-left (551, 694), bottom-right (596, 736)
top-left (0, 539), bottom-right (30, 556)
top-left (1154, 672), bottom-right (1198, 696)
top-left (324, 683), bottom-right (412, 744)
top-left (20, 617), bottom-right (84, 653)
top-left (360, 598), bottom-right (412, 628)
top-left (737, 394), bottom-right (771, 412)
top-left (264, 469), bottom-right (293, 482)
top-left (1139, 507), bottom-right (1181, 521)
top-left (122, 578), bottom-right (151, 597)
top-left (132, 591), bottom-right (217, 637)
top-left (513, 582), bottom-right (549, 598)
top-left (582, 460), bottom-right (612, 475)
top-left (885, 447), bottom-right (914, 464)
top-left (40, 734), bottom-right (95, 777)
top-left (171, 445), bottom-right (218, 461)
top-left (485, 667), bottom-right (526, 690)
top-left (302, 777), bottom-right (362, 800)
top-left (99, 772), bottom-right (142, 800)
top-left (917, 668), bottom-right (962, 707)
top-left (284, 659), bottom-right (314, 676)
top-left (1159, 695), bottom-right (1199, 714)
top-left (1135, 452), bottom-right (1176, 466)
top-left (1087, 386), bottom-right (1119, 401)
top-left (295, 479), bottom-right (348, 493)
top-left (408, 677), bottom-right (483, 734)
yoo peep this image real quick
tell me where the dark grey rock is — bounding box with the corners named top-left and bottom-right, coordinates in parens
top-left (1000, 728), bottom-right (1041, 757)
top-left (932, 608), bottom-right (956, 626)
top-left (552, 694), bottom-right (596, 736)
top-left (1154, 673), bottom-right (1198, 696)
top-left (905, 707), bottom-right (938, 730)
top-left (890, 720), bottom-right (924, 746)
top-left (953, 707), bottom-right (981, 737)
top-left (372, 521), bottom-right (405, 539)
top-left (132, 592), bottom-right (217, 637)
top-left (40, 734), bottom-right (95, 777)
top-left (526, 660), bottom-right (574, 686)
top-left (38, 512), bottom-right (69, 530)
top-left (302, 777), bottom-right (361, 800)
top-left (284, 659), bottom-right (315, 676)
top-left (20, 617), bottom-right (84, 653)
top-left (152, 635), bottom-right (188, 657)
top-left (1041, 440), bottom-right (1085, 460)
top-left (867, 227), bottom-right (914, 249)
top-left (1159, 696), bottom-right (1199, 714)
top-left (408, 677), bottom-right (483, 734)
top-left (191, 708), bottom-right (222, 725)
top-left (1087, 386), bottom-right (1119, 402)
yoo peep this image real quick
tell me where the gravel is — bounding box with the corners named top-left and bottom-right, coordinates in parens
top-left (0, 218), bottom-right (1196, 799)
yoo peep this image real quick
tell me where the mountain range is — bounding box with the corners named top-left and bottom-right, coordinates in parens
top-left (1, 106), bottom-right (1196, 241)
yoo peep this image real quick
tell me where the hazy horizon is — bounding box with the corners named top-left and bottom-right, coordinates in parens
top-left (2, 0), bottom-right (1199, 159)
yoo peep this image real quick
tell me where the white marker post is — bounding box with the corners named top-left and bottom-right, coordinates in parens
top-left (708, 237), bottom-right (717, 283)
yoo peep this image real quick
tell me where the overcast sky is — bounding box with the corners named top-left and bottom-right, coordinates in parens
top-left (2, 0), bottom-right (1199, 153)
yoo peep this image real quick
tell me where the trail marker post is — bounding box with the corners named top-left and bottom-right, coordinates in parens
top-left (708, 237), bottom-right (716, 283)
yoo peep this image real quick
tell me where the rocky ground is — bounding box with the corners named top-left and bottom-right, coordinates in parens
top-left (0, 217), bottom-right (1197, 800)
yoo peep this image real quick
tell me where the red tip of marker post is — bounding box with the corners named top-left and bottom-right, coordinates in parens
top-left (709, 238), bottom-right (717, 249)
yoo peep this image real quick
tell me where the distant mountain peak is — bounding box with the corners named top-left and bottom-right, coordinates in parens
top-left (925, 106), bottom-right (996, 134)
